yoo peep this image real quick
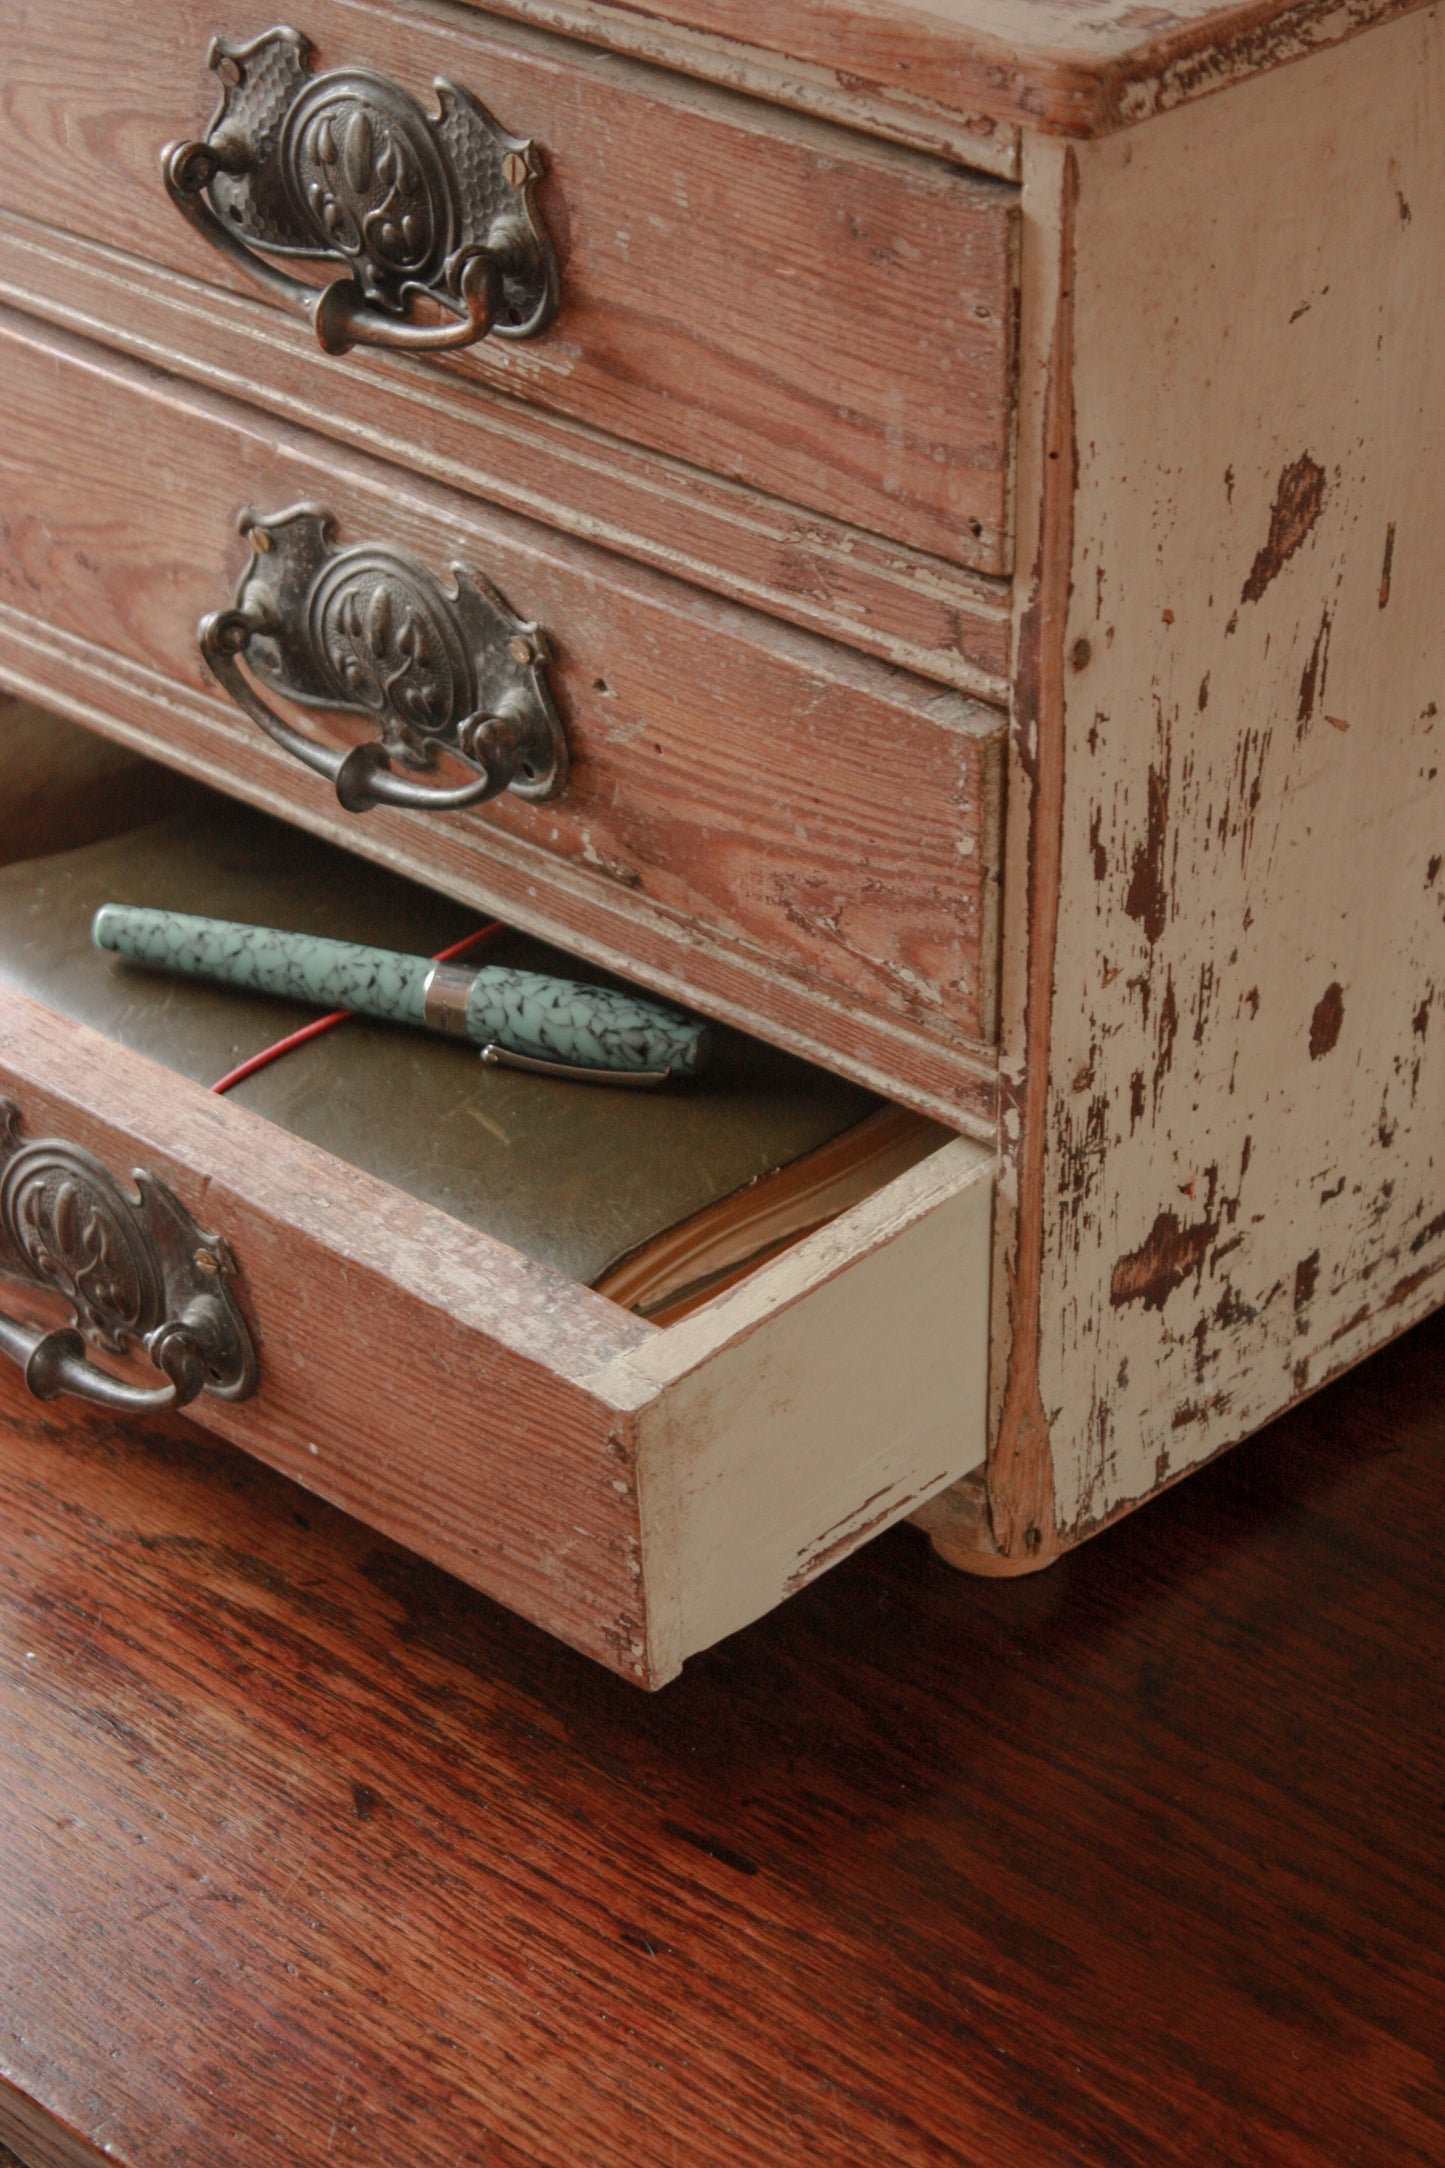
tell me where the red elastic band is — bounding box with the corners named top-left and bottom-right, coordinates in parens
top-left (210, 920), bottom-right (505, 1094)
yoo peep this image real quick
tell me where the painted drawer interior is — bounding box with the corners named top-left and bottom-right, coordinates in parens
top-left (0, 705), bottom-right (993, 1684)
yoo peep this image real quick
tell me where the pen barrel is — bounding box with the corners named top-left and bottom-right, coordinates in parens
top-left (93, 907), bottom-right (710, 1076)
top-left (91, 907), bottom-right (435, 1027)
top-left (425, 961), bottom-right (709, 1076)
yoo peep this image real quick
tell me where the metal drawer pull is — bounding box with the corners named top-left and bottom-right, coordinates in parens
top-left (0, 1099), bottom-right (258, 1417)
top-left (162, 26), bottom-right (559, 356)
top-left (201, 505), bottom-right (569, 815)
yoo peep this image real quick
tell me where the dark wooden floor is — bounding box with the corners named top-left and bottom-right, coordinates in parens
top-left (1, 1316), bottom-right (1442, 2168)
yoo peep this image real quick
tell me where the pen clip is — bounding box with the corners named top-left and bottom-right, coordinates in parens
top-left (478, 1044), bottom-right (673, 1089)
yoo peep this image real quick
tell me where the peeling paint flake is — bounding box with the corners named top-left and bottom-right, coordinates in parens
top-left (1411, 1208), bottom-right (1445, 1255)
top-left (1293, 1250), bottom-right (1321, 1322)
top-left (1124, 757), bottom-right (1171, 945)
top-left (1242, 454), bottom-right (1328, 605)
top-left (1297, 608), bottom-right (1332, 733)
top-left (1110, 1210), bottom-right (1218, 1313)
top-left (1309, 982), bottom-right (1345, 1060)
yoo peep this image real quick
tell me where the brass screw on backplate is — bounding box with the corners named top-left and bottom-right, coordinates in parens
top-left (502, 151), bottom-right (530, 189)
top-left (193, 1249), bottom-right (221, 1276)
top-left (215, 53), bottom-right (244, 87)
top-left (507, 636), bottom-right (534, 666)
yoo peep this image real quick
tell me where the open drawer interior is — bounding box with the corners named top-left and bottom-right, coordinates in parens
top-left (0, 700), bottom-right (995, 1683)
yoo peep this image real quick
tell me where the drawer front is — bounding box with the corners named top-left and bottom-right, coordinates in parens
top-left (0, 214), bottom-right (1014, 704)
top-left (0, 0), bottom-right (1017, 575)
top-left (0, 310), bottom-right (1004, 1128)
top-left (0, 987), bottom-right (993, 1684)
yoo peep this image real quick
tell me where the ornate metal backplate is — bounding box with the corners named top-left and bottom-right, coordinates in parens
top-left (0, 1099), bottom-right (258, 1414)
top-left (163, 26), bottom-right (559, 354)
top-left (201, 505), bottom-right (569, 815)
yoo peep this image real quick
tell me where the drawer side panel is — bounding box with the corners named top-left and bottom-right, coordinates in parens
top-left (630, 1137), bottom-right (993, 1677)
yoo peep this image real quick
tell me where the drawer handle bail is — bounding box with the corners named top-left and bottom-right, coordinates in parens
top-left (0, 1100), bottom-right (258, 1418)
top-left (200, 505), bottom-right (569, 815)
top-left (162, 26), bottom-right (559, 356)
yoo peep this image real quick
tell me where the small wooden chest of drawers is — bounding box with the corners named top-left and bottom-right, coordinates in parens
top-left (0, 0), bottom-right (1439, 1682)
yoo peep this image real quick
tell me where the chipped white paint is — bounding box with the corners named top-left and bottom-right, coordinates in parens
top-left (1037, 10), bottom-right (1444, 1534)
top-left (616, 1136), bottom-right (994, 1681)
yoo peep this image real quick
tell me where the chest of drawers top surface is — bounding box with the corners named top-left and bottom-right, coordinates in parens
top-left (364, 0), bottom-right (1443, 157)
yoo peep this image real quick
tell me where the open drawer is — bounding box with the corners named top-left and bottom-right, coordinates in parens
top-left (0, 307), bottom-right (1005, 1131)
top-left (0, 716), bottom-right (992, 1685)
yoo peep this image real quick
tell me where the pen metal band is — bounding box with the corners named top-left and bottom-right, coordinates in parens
top-left (421, 963), bottom-right (478, 1039)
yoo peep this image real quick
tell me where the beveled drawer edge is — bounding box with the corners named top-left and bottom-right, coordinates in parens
top-left (0, 215), bottom-right (1013, 703)
top-left (471, 0), bottom-right (1023, 177)
top-left (0, 608), bottom-right (1002, 1138)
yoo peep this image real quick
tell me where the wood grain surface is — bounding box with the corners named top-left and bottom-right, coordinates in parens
top-left (0, 309), bottom-right (1005, 1075)
top-left (0, 215), bottom-right (1012, 703)
top-left (0, 0), bottom-right (1017, 571)
top-left (0, 1308), bottom-right (1440, 2166)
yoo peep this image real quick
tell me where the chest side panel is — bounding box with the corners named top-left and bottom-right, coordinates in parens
top-left (1040, 10), bottom-right (1444, 1533)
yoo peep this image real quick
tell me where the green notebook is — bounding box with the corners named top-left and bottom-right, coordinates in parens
top-left (0, 800), bottom-right (884, 1290)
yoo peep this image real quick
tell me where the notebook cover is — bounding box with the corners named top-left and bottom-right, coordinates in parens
top-left (0, 801), bottom-right (879, 1287)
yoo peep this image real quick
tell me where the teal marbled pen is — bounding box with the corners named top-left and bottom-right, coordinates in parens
top-left (91, 906), bottom-right (710, 1083)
